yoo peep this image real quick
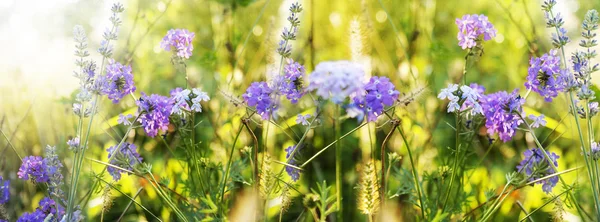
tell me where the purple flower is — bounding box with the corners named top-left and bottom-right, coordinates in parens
top-left (17, 210), bottom-right (46, 222)
top-left (517, 148), bottom-right (559, 193)
top-left (101, 59), bottom-right (136, 103)
top-left (352, 76), bottom-right (400, 122)
top-left (117, 114), bottom-right (133, 126)
top-left (528, 114), bottom-right (547, 128)
top-left (296, 114), bottom-right (311, 126)
top-left (243, 82), bottom-right (277, 120)
top-left (18, 156), bottom-right (49, 183)
top-left (17, 197), bottom-right (65, 222)
top-left (44, 146), bottom-right (65, 199)
top-left (161, 29), bottom-right (195, 59)
top-left (275, 59), bottom-right (306, 103)
top-left (67, 137), bottom-right (81, 151)
top-left (525, 50), bottom-right (566, 102)
top-left (137, 93), bottom-right (173, 137)
top-left (308, 61), bottom-right (366, 104)
top-left (107, 142), bottom-right (143, 181)
top-left (0, 176), bottom-right (8, 204)
top-left (285, 145), bottom-right (301, 182)
top-left (480, 89), bottom-right (525, 142)
top-left (455, 14), bottom-right (497, 49)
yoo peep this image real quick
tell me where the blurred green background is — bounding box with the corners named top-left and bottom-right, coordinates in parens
top-left (1, 0), bottom-right (600, 221)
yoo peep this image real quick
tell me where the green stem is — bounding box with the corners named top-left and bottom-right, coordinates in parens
top-left (220, 124), bottom-right (244, 203)
top-left (335, 105), bottom-right (343, 221)
top-left (394, 124), bottom-right (427, 220)
top-left (442, 113), bottom-right (460, 213)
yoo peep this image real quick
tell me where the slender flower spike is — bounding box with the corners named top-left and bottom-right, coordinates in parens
top-left (590, 141), bottom-right (600, 160)
top-left (296, 114), bottom-right (311, 126)
top-left (137, 93), bottom-right (174, 137)
top-left (308, 61), bottom-right (366, 104)
top-left (528, 114), bottom-right (547, 128)
top-left (17, 156), bottom-right (49, 183)
top-left (525, 50), bottom-right (566, 102)
top-left (516, 148), bottom-right (560, 193)
top-left (242, 82), bottom-right (277, 120)
top-left (480, 89), bottom-right (525, 142)
top-left (285, 145), bottom-right (301, 182)
top-left (101, 59), bottom-right (136, 103)
top-left (67, 137), bottom-right (81, 151)
top-left (455, 14), bottom-right (497, 49)
top-left (107, 142), bottom-right (143, 181)
top-left (161, 29), bottom-right (195, 59)
top-left (0, 176), bottom-right (8, 204)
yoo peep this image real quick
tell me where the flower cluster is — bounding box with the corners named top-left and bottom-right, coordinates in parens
top-left (516, 148), bottom-right (560, 193)
top-left (161, 29), bottom-right (195, 59)
top-left (18, 156), bottom-right (49, 183)
top-left (107, 142), bottom-right (143, 181)
top-left (438, 83), bottom-right (484, 116)
top-left (285, 145), bottom-right (301, 182)
top-left (170, 88), bottom-right (211, 115)
top-left (243, 82), bottom-right (277, 120)
top-left (455, 14), bottom-right (497, 49)
top-left (101, 59), bottom-right (136, 103)
top-left (352, 76), bottom-right (400, 122)
top-left (275, 59), bottom-right (306, 103)
top-left (17, 197), bottom-right (65, 222)
top-left (66, 137), bottom-right (81, 152)
top-left (525, 50), bottom-right (565, 102)
top-left (0, 176), bottom-right (8, 204)
top-left (576, 101), bottom-right (599, 118)
top-left (308, 61), bottom-right (366, 104)
top-left (44, 146), bottom-right (65, 199)
top-left (480, 90), bottom-right (525, 142)
top-left (137, 93), bottom-right (174, 137)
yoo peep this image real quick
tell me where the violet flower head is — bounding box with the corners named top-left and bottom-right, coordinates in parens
top-left (276, 59), bottom-right (306, 103)
top-left (117, 114), bottom-right (133, 126)
top-left (44, 145), bottom-right (65, 199)
top-left (528, 114), bottom-right (547, 128)
top-left (67, 137), bottom-right (81, 151)
top-left (285, 145), bottom-right (301, 182)
top-left (101, 59), bottom-right (136, 103)
top-left (161, 29), bottom-right (195, 59)
top-left (455, 14), bottom-right (497, 49)
top-left (296, 114), bottom-right (311, 126)
top-left (17, 197), bottom-right (65, 222)
top-left (107, 142), bottom-right (143, 181)
top-left (243, 82), bottom-right (277, 120)
top-left (516, 148), bottom-right (559, 193)
top-left (480, 89), bottom-right (525, 142)
top-left (0, 176), bottom-right (8, 204)
top-left (308, 61), bottom-right (366, 104)
top-left (353, 76), bottom-right (400, 122)
top-left (137, 93), bottom-right (173, 137)
top-left (590, 141), bottom-right (600, 160)
top-left (18, 156), bottom-right (49, 183)
top-left (525, 50), bottom-right (566, 102)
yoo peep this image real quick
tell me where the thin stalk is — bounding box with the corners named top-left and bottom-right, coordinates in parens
top-left (380, 121), bottom-right (398, 208)
top-left (335, 105), bottom-right (343, 221)
top-left (220, 124), bottom-right (244, 202)
top-left (479, 183), bottom-right (511, 222)
top-left (442, 113), bottom-right (460, 213)
top-left (393, 123), bottom-right (426, 219)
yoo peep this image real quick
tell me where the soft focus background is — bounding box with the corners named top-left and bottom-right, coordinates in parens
top-left (1, 0), bottom-right (600, 221)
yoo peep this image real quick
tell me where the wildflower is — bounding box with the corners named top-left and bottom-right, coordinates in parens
top-left (577, 101), bottom-right (599, 118)
top-left (296, 114), bottom-right (311, 126)
top-left (117, 114), bottom-right (133, 126)
top-left (353, 76), bottom-right (400, 122)
top-left (0, 176), bottom-right (8, 204)
top-left (516, 148), bottom-right (560, 193)
top-left (170, 88), bottom-right (210, 115)
top-left (437, 84), bottom-right (459, 101)
top-left (67, 137), bottom-right (81, 151)
top-left (18, 156), bottom-right (49, 183)
top-left (137, 93), bottom-right (173, 137)
top-left (190, 88), bottom-right (210, 112)
top-left (243, 82), bottom-right (276, 120)
top-left (17, 197), bottom-right (65, 222)
top-left (45, 146), bottom-right (65, 199)
top-left (438, 83), bottom-right (483, 116)
top-left (590, 141), bottom-right (600, 160)
top-left (455, 14), bottom-right (497, 49)
top-left (308, 61), bottom-right (366, 104)
top-left (525, 50), bottom-right (565, 102)
top-left (345, 103), bottom-right (365, 122)
top-left (107, 142), bottom-right (143, 181)
top-left (161, 29), bottom-right (195, 59)
top-left (72, 103), bottom-right (90, 117)
top-left (480, 89), bottom-right (525, 142)
top-left (528, 114), bottom-right (547, 128)
top-left (101, 60), bottom-right (136, 103)
top-left (285, 145), bottom-right (301, 182)
top-left (276, 59), bottom-right (305, 103)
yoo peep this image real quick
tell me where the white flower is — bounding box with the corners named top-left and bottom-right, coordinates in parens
top-left (438, 84), bottom-right (459, 100)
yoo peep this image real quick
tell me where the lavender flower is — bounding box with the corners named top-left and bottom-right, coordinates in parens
top-left (480, 90), bottom-right (525, 142)
top-left (525, 50), bottom-right (565, 102)
top-left (576, 101), bottom-right (599, 118)
top-left (18, 156), bottom-right (49, 183)
top-left (590, 141), bottom-right (600, 160)
top-left (455, 14), bottom-right (497, 49)
top-left (137, 93), bottom-right (174, 137)
top-left (161, 29), bottom-right (195, 59)
top-left (44, 146), bottom-right (65, 199)
top-left (66, 137), bottom-right (81, 151)
top-left (17, 197), bottom-right (65, 222)
top-left (276, 59), bottom-right (306, 103)
top-left (243, 82), bottom-right (277, 120)
top-left (296, 114), bottom-right (311, 126)
top-left (107, 142), bottom-right (143, 181)
top-left (516, 148), bottom-right (559, 193)
top-left (285, 145), bottom-right (301, 182)
top-left (101, 59), bottom-right (136, 103)
top-left (0, 176), bottom-right (8, 204)
top-left (117, 114), bottom-right (133, 126)
top-left (308, 61), bottom-right (366, 104)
